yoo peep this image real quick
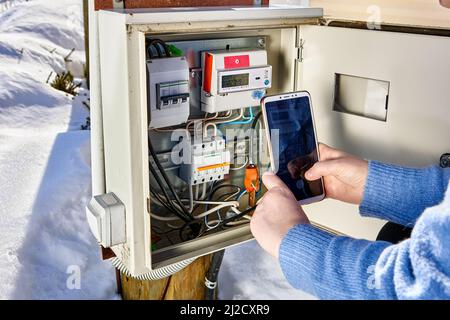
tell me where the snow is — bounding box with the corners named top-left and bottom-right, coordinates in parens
top-left (0, 0), bottom-right (314, 300)
top-left (0, 0), bottom-right (118, 299)
top-left (218, 241), bottom-right (315, 300)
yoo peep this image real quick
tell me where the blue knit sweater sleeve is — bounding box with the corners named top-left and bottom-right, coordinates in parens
top-left (279, 164), bottom-right (450, 299)
top-left (359, 161), bottom-right (450, 227)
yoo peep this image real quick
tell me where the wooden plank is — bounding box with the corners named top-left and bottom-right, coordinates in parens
top-left (95, 0), bottom-right (269, 11)
top-left (120, 255), bottom-right (212, 300)
top-left (310, 0), bottom-right (450, 29)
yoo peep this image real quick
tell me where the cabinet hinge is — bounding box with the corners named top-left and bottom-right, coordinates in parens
top-left (298, 39), bottom-right (305, 63)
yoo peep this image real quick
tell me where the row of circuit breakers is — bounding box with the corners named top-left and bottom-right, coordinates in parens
top-left (147, 47), bottom-right (273, 187)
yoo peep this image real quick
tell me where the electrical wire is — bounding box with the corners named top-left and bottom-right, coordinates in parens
top-left (201, 183), bottom-right (208, 200)
top-left (250, 110), bottom-right (263, 165)
top-left (220, 205), bottom-right (257, 227)
top-left (149, 164), bottom-right (190, 222)
top-left (151, 212), bottom-right (180, 222)
top-left (230, 157), bottom-right (249, 171)
top-left (205, 250), bottom-right (225, 300)
top-left (192, 202), bottom-right (240, 220)
top-left (228, 107), bottom-right (254, 125)
top-left (210, 109), bottom-right (244, 126)
top-left (147, 39), bottom-right (170, 59)
top-left (188, 184), bottom-right (194, 213)
top-left (149, 136), bottom-right (193, 220)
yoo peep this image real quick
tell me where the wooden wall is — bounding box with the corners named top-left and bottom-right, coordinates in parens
top-left (310, 0), bottom-right (450, 29)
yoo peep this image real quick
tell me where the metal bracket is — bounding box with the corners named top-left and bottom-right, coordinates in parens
top-left (253, 0), bottom-right (262, 5)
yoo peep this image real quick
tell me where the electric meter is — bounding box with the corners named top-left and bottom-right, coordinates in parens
top-left (201, 49), bottom-right (272, 113)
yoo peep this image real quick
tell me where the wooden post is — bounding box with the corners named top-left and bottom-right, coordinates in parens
top-left (121, 256), bottom-right (212, 300)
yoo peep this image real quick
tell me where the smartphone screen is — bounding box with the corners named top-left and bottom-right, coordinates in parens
top-left (264, 94), bottom-right (324, 203)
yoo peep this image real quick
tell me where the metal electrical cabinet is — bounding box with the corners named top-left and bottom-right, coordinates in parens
top-left (88, 5), bottom-right (450, 279)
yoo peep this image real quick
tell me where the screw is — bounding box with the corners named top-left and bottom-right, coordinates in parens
top-left (258, 38), bottom-right (266, 48)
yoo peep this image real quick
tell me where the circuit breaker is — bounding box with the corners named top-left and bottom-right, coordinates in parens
top-left (180, 137), bottom-right (231, 186)
top-left (147, 56), bottom-right (190, 128)
top-left (201, 49), bottom-right (272, 113)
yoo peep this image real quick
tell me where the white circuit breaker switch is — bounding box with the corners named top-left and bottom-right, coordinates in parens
top-left (86, 193), bottom-right (126, 248)
top-left (147, 57), bottom-right (190, 128)
top-left (201, 49), bottom-right (272, 113)
top-left (180, 137), bottom-right (231, 185)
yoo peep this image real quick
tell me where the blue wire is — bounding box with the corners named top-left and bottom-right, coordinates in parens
top-left (228, 108), bottom-right (254, 125)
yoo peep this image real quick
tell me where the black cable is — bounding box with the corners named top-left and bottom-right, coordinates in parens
top-left (148, 136), bottom-right (193, 219)
top-left (220, 205), bottom-right (257, 228)
top-left (149, 161), bottom-right (191, 222)
top-left (147, 39), bottom-right (171, 59)
top-left (152, 42), bottom-right (163, 58)
top-left (252, 111), bottom-right (262, 129)
top-left (150, 39), bottom-right (170, 57)
top-left (205, 250), bottom-right (226, 300)
top-left (179, 220), bottom-right (205, 241)
top-left (150, 188), bottom-right (180, 216)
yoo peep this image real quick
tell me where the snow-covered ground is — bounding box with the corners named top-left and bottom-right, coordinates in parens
top-left (0, 0), bottom-right (117, 299)
top-left (0, 0), bottom-right (314, 300)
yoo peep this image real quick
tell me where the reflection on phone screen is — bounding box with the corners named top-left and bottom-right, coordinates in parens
top-left (266, 96), bottom-right (323, 201)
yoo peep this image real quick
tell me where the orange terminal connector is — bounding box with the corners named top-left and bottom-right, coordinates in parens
top-left (244, 164), bottom-right (260, 207)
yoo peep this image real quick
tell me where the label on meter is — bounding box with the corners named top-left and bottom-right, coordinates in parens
top-left (224, 55), bottom-right (250, 69)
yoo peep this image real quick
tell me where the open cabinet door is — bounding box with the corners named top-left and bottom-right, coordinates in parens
top-left (297, 25), bottom-right (450, 239)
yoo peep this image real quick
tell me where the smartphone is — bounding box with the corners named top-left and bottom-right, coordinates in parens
top-left (261, 91), bottom-right (325, 205)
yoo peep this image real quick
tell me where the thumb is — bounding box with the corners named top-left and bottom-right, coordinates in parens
top-left (305, 159), bottom-right (342, 181)
top-left (262, 172), bottom-right (287, 190)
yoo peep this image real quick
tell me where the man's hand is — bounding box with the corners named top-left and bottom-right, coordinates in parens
top-left (250, 172), bottom-right (309, 258)
top-left (305, 144), bottom-right (368, 205)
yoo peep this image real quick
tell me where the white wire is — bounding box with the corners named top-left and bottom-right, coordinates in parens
top-left (231, 157), bottom-right (249, 171)
top-left (210, 108), bottom-right (244, 126)
top-left (188, 184), bottom-right (194, 213)
top-left (201, 182), bottom-right (208, 200)
top-left (204, 187), bottom-right (241, 230)
top-left (203, 110), bottom-right (243, 137)
top-left (192, 202), bottom-right (240, 219)
top-left (150, 212), bottom-right (180, 222)
top-left (203, 122), bottom-right (218, 138)
top-left (206, 219), bottom-right (250, 226)
top-left (186, 113), bottom-right (218, 132)
top-left (194, 200), bottom-right (240, 206)
top-left (195, 184), bottom-right (199, 201)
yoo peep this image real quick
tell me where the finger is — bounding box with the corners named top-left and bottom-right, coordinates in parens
top-left (318, 143), bottom-right (347, 161)
top-left (262, 172), bottom-right (287, 190)
top-left (305, 159), bottom-right (343, 181)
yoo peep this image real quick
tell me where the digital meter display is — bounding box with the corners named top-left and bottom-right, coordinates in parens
top-left (221, 73), bottom-right (249, 88)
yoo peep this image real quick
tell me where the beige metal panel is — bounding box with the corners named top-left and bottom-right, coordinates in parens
top-left (98, 6), bottom-right (322, 36)
top-left (88, 1), bottom-right (106, 196)
top-left (310, 0), bottom-right (450, 29)
top-left (100, 6), bottom-right (323, 25)
top-left (98, 12), bottom-right (150, 275)
top-left (298, 25), bottom-right (450, 239)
